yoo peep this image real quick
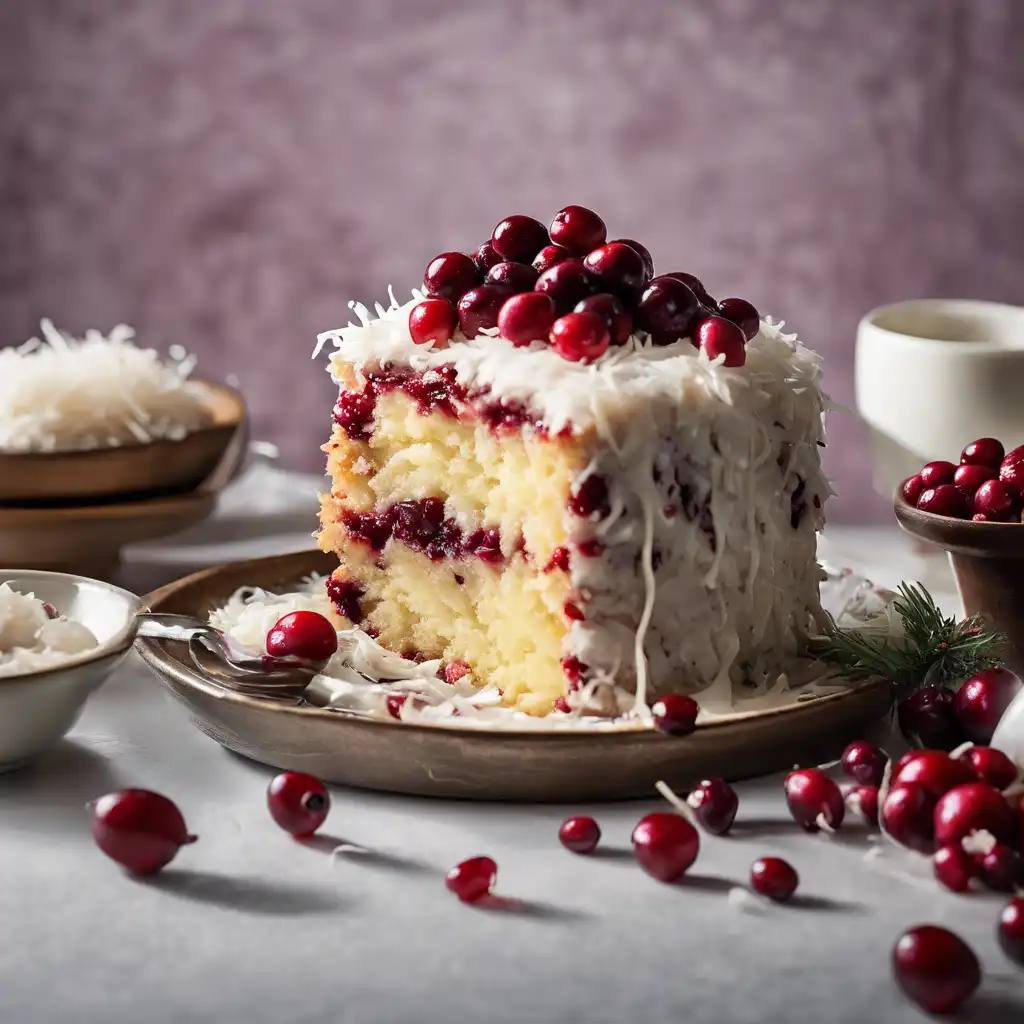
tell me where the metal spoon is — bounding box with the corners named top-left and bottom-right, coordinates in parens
top-left (135, 613), bottom-right (330, 701)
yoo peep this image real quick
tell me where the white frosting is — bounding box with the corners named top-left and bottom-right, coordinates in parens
top-left (0, 584), bottom-right (99, 677)
top-left (317, 292), bottom-right (832, 709)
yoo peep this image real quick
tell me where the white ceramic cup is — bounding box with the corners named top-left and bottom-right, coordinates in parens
top-left (856, 299), bottom-right (1024, 499)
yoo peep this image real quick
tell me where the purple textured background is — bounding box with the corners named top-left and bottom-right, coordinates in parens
top-left (2, 1), bottom-right (1023, 522)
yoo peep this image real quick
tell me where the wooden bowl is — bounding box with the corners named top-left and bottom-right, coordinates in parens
top-left (0, 379), bottom-right (246, 504)
top-left (894, 492), bottom-right (1024, 677)
top-left (134, 550), bottom-right (893, 802)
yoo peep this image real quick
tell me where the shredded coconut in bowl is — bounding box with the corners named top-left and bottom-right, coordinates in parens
top-left (0, 584), bottom-right (99, 677)
top-left (0, 320), bottom-right (213, 453)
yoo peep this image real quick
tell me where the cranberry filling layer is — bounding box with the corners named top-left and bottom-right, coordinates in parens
top-left (341, 498), bottom-right (508, 564)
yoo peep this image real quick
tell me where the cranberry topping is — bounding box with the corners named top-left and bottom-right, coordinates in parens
top-left (561, 656), bottom-right (588, 688)
top-left (91, 790), bottom-right (197, 876)
top-left (544, 547), bottom-right (571, 572)
top-left (458, 284), bottom-right (512, 339)
top-left (444, 661), bottom-right (472, 684)
top-left (999, 444), bottom-right (1024, 490)
top-left (549, 205), bottom-right (607, 255)
top-left (559, 815), bottom-right (601, 854)
top-left (933, 843), bottom-right (977, 892)
top-left (882, 782), bottom-right (937, 853)
top-left (716, 297), bottom-right (760, 341)
top-left (563, 601), bottom-right (585, 622)
top-left (686, 778), bottom-right (738, 835)
top-left (998, 897), bottom-right (1024, 965)
top-left (892, 926), bottom-right (981, 1015)
top-left (575, 293), bottom-right (633, 345)
top-left (955, 667), bottom-right (1023, 744)
top-left (952, 462), bottom-right (995, 499)
top-left (841, 740), bottom-right (887, 787)
top-left (266, 611), bottom-right (339, 663)
top-left (325, 577), bottom-right (364, 623)
top-left (550, 311), bottom-right (610, 363)
top-left (446, 855), bottom-right (497, 902)
top-left (491, 215), bottom-right (549, 262)
top-left (334, 386), bottom-right (377, 440)
top-left (631, 812), bottom-right (700, 882)
top-left (487, 261), bottom-right (539, 293)
top-left (612, 238), bottom-right (655, 279)
top-left (957, 746), bottom-right (1019, 790)
top-left (900, 475), bottom-right (924, 504)
top-left (582, 242), bottom-right (649, 302)
top-left (784, 768), bottom-right (845, 832)
top-left (919, 461), bottom-right (956, 489)
top-left (750, 857), bottom-right (799, 902)
top-left (423, 251), bottom-right (480, 301)
top-left (695, 315), bottom-right (746, 367)
top-left (475, 395), bottom-right (546, 433)
top-left (408, 298), bottom-right (458, 347)
top-left (568, 474), bottom-right (610, 519)
top-left (664, 271), bottom-right (714, 307)
top-left (961, 437), bottom-right (1005, 469)
top-left (532, 244), bottom-right (572, 274)
top-left (266, 772), bottom-right (330, 837)
top-left (497, 291), bottom-right (557, 347)
top-left (650, 693), bottom-right (699, 736)
top-left (637, 276), bottom-right (701, 343)
top-left (577, 539), bottom-right (604, 557)
top-left (473, 241), bottom-right (504, 275)
top-left (916, 484), bottom-right (968, 518)
top-left (535, 259), bottom-right (598, 315)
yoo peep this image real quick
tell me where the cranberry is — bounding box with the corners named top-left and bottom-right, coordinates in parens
top-left (999, 443), bottom-right (1024, 490)
top-left (898, 475), bottom-right (923, 505)
top-left (457, 284), bottom-right (510, 339)
top-left (978, 844), bottom-right (1023, 892)
top-left (892, 926), bottom-right (981, 1015)
top-left (897, 687), bottom-right (963, 750)
top-left (568, 474), bottom-right (610, 519)
top-left (575, 293), bottom-right (633, 345)
top-left (265, 611), bottom-right (339, 663)
top-left (445, 855), bottom-right (497, 902)
top-left (973, 478), bottom-right (1021, 521)
top-left (491, 215), bottom-right (549, 262)
top-left (423, 251), bottom-right (479, 301)
top-left (267, 772), bottom-right (330, 837)
top-left (650, 693), bottom-right (699, 736)
top-left (881, 783), bottom-right (937, 853)
top-left (41, 601), bottom-right (59, 619)
top-left (535, 259), bottom-right (598, 315)
top-left (997, 897), bottom-right (1024, 965)
top-left (550, 312), bottom-right (610, 364)
top-left (612, 238), bottom-right (655, 279)
top-left (841, 740), bottom-right (887, 786)
top-left (444, 661), bottom-right (472, 684)
top-left (664, 271), bottom-right (714, 307)
top-left (686, 778), bottom-right (738, 835)
top-left (716, 297), bottom-right (760, 341)
top-left (973, 513), bottom-right (990, 521)
top-left (955, 668), bottom-right (1023, 743)
top-left (956, 746), bottom-right (1019, 790)
top-left (846, 785), bottom-right (880, 826)
top-left (486, 261), bottom-right (539, 293)
top-left (559, 815), bottom-right (601, 854)
top-left (783, 768), bottom-right (845, 832)
top-left (750, 857), bottom-right (799, 902)
top-left (695, 316), bottom-right (746, 367)
top-left (933, 844), bottom-right (977, 892)
top-left (408, 298), bottom-right (458, 347)
top-left (549, 205), bottom-right (607, 255)
top-left (952, 462), bottom-right (995, 499)
top-left (582, 242), bottom-right (649, 301)
top-left (916, 484), bottom-right (968, 518)
top-left (631, 812), bottom-right (699, 882)
top-left (532, 244), bottom-right (571, 274)
top-left (637, 276), bottom-right (700, 342)
top-left (91, 790), bottom-right (197, 875)
top-left (473, 241), bottom-right (504, 275)
top-left (919, 460), bottom-right (957, 489)
top-left (497, 292), bottom-right (557, 347)
top-left (934, 782), bottom-right (1017, 847)
top-left (961, 436), bottom-right (1005, 470)
top-left (894, 750), bottom-right (977, 799)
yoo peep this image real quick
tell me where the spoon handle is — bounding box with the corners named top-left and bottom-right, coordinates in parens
top-left (135, 613), bottom-right (216, 644)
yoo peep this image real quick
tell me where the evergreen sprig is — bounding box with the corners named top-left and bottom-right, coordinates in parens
top-left (816, 582), bottom-right (1004, 692)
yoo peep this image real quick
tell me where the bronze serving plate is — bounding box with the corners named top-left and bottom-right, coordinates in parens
top-left (136, 550), bottom-right (892, 802)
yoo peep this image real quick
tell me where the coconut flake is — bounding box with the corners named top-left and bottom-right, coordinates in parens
top-left (960, 830), bottom-right (997, 857)
top-left (728, 887), bottom-right (770, 914)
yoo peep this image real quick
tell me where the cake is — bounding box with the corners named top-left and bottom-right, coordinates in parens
top-left (315, 207), bottom-right (831, 717)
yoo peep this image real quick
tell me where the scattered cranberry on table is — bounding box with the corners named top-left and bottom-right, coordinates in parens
top-left (896, 687), bottom-right (963, 750)
top-left (446, 856), bottom-right (498, 903)
top-left (631, 812), bottom-right (700, 882)
top-left (892, 925), bottom-right (981, 1015)
top-left (977, 844), bottom-right (1023, 893)
top-left (845, 785), bottom-right (880, 826)
top-left (954, 667), bottom-right (1023, 744)
top-left (266, 771), bottom-right (331, 838)
top-left (840, 739), bottom-right (886, 787)
top-left (91, 789), bottom-right (197, 876)
top-left (956, 746), bottom-right (1019, 790)
top-left (750, 856), bottom-right (799, 902)
top-left (933, 782), bottom-right (1017, 848)
top-left (892, 749), bottom-right (976, 799)
top-left (783, 768), bottom-right (845, 832)
top-left (265, 611), bottom-right (339, 663)
top-left (650, 693), bottom-right (699, 736)
top-left (998, 897), bottom-right (1024, 966)
top-left (932, 844), bottom-right (977, 892)
top-left (686, 777), bottom-right (739, 835)
top-left (881, 782), bottom-right (936, 853)
top-left (558, 815), bottom-right (602, 854)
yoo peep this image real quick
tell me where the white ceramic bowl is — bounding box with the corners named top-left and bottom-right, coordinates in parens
top-left (0, 570), bottom-right (142, 771)
top-left (856, 299), bottom-right (1024, 498)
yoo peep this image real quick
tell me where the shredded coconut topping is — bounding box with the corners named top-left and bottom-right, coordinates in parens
top-left (0, 584), bottom-right (99, 677)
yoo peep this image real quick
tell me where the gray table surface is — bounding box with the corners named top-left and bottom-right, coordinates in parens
top-left (2, 466), bottom-right (1022, 1023)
